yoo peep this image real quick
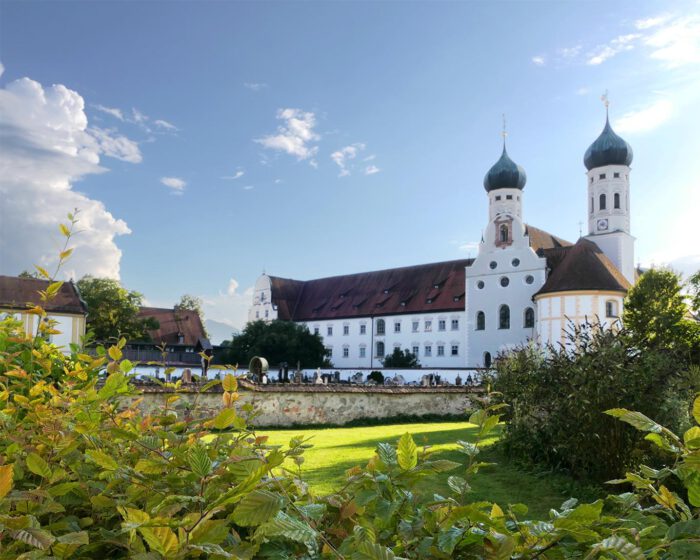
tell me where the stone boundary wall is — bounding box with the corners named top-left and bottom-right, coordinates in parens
top-left (132, 381), bottom-right (482, 426)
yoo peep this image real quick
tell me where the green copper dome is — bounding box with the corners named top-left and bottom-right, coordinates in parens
top-left (483, 146), bottom-right (527, 192)
top-left (584, 116), bottom-right (633, 170)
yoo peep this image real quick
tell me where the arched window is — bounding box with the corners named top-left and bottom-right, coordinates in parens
top-left (476, 311), bottom-right (485, 331)
top-left (524, 307), bottom-right (535, 328)
top-left (500, 224), bottom-right (509, 243)
top-left (484, 352), bottom-right (492, 368)
top-left (590, 197), bottom-right (594, 214)
top-left (605, 300), bottom-right (618, 318)
top-left (599, 193), bottom-right (606, 210)
top-left (499, 305), bottom-right (510, 329)
top-left (376, 319), bottom-right (385, 335)
top-left (376, 341), bottom-right (385, 358)
top-left (614, 193), bottom-right (620, 209)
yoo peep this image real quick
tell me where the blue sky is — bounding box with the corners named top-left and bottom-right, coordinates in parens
top-left (1, 0), bottom-right (699, 338)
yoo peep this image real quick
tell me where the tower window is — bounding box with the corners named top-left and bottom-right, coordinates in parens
top-left (489, 261), bottom-right (497, 269)
top-left (500, 225), bottom-right (509, 243)
top-left (495, 195), bottom-right (501, 201)
top-left (476, 311), bottom-right (485, 331)
top-left (506, 195), bottom-right (513, 200)
top-left (590, 197), bottom-right (594, 214)
top-left (376, 319), bottom-right (385, 335)
top-left (614, 193), bottom-right (620, 209)
top-left (524, 307), bottom-right (535, 328)
top-left (599, 173), bottom-right (606, 180)
top-left (499, 305), bottom-right (510, 329)
top-left (614, 172), bottom-right (620, 178)
top-left (590, 177), bottom-right (594, 184)
top-left (599, 193), bottom-right (607, 210)
top-left (484, 352), bottom-right (492, 368)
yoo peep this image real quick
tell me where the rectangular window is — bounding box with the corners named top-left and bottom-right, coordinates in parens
top-left (264, 310), bottom-right (269, 318)
top-left (599, 173), bottom-right (606, 179)
top-left (437, 345), bottom-right (445, 356)
top-left (451, 319), bottom-right (459, 330)
top-left (394, 322), bottom-right (401, 333)
top-left (343, 325), bottom-right (349, 335)
top-left (412, 321), bottom-right (419, 332)
top-left (425, 320), bottom-right (432, 332)
top-left (451, 345), bottom-right (459, 356)
top-left (424, 345), bottom-right (432, 357)
top-left (412, 345), bottom-right (419, 356)
top-left (327, 326), bottom-right (333, 336)
top-left (495, 195), bottom-right (501, 200)
top-left (343, 347), bottom-right (349, 358)
top-left (255, 311), bottom-right (259, 319)
top-left (614, 172), bottom-right (620, 178)
top-left (326, 347), bottom-right (332, 356)
top-left (314, 327), bottom-right (319, 335)
top-left (438, 320), bottom-right (446, 331)
top-left (359, 347), bottom-right (366, 358)
top-left (506, 195), bottom-right (513, 200)
top-left (360, 324), bottom-right (366, 335)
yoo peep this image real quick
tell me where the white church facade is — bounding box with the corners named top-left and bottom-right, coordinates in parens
top-left (247, 110), bottom-right (634, 368)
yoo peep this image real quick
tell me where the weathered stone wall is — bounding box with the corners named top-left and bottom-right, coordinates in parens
top-left (133, 382), bottom-right (479, 426)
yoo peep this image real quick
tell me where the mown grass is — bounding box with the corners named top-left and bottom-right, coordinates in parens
top-left (262, 421), bottom-right (597, 519)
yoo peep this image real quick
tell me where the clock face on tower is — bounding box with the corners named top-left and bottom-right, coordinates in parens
top-left (597, 218), bottom-right (609, 231)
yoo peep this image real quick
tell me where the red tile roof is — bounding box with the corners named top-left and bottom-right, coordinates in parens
top-left (137, 307), bottom-right (208, 346)
top-left (535, 238), bottom-right (631, 296)
top-left (0, 276), bottom-right (87, 315)
top-left (268, 225), bottom-right (572, 321)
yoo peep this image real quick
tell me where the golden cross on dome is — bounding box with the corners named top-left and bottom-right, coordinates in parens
top-left (501, 113), bottom-right (508, 147)
top-left (601, 90), bottom-right (610, 117)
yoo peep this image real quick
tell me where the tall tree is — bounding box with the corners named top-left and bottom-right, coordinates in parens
top-left (174, 294), bottom-right (209, 337)
top-left (623, 268), bottom-right (698, 358)
top-left (76, 276), bottom-right (158, 342)
top-left (220, 320), bottom-right (331, 368)
top-left (382, 347), bottom-right (421, 368)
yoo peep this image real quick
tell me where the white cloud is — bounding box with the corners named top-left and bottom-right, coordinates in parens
top-left (531, 56), bottom-right (545, 66)
top-left (243, 185), bottom-right (254, 190)
top-left (613, 98), bottom-right (673, 133)
top-left (160, 176), bottom-right (186, 194)
top-left (364, 165), bottom-right (381, 175)
top-left (643, 15), bottom-right (700, 68)
top-left (576, 87), bottom-right (590, 96)
top-left (222, 169), bottom-right (245, 180)
top-left (255, 108), bottom-right (320, 162)
top-left (635, 14), bottom-right (672, 30)
top-left (244, 82), bottom-right (268, 91)
top-left (131, 108), bottom-right (148, 124)
top-left (0, 61), bottom-right (4, 77)
top-left (458, 241), bottom-right (480, 253)
top-left (154, 119), bottom-right (178, 131)
top-left (201, 278), bottom-right (254, 331)
top-left (558, 45), bottom-right (582, 59)
top-left (274, 178), bottom-right (283, 184)
top-left (331, 143), bottom-right (365, 177)
top-left (94, 104), bottom-right (124, 121)
top-left (89, 127), bottom-right (142, 163)
top-left (0, 76), bottom-right (133, 279)
top-left (587, 33), bottom-right (641, 65)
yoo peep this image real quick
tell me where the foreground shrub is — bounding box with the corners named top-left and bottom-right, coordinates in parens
top-left (493, 324), bottom-right (697, 481)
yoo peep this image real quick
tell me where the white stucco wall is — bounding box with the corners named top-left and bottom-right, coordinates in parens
top-left (535, 290), bottom-right (625, 346)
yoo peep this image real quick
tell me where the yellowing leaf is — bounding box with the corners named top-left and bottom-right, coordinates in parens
top-left (59, 248), bottom-right (73, 260)
top-left (26, 452), bottom-right (52, 478)
top-left (694, 396), bottom-right (700, 426)
top-left (222, 374), bottom-right (238, 392)
top-left (212, 408), bottom-right (238, 430)
top-left (491, 503), bottom-right (504, 518)
top-left (86, 449), bottom-right (119, 471)
top-left (59, 223), bottom-right (70, 237)
top-left (140, 526), bottom-right (179, 557)
top-left (108, 345), bottom-right (122, 361)
top-left (0, 464), bottom-right (13, 499)
top-left (34, 266), bottom-right (51, 279)
top-left (397, 432), bottom-right (417, 471)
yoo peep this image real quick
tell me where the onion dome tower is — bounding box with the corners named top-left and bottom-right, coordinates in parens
top-left (583, 94), bottom-right (635, 285)
top-left (483, 120), bottom-right (526, 223)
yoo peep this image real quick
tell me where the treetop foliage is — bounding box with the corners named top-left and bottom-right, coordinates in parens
top-left (76, 275), bottom-right (159, 343)
top-left (220, 320), bottom-right (331, 368)
top-left (382, 348), bottom-right (421, 368)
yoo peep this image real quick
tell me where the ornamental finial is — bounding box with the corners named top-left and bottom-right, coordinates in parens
top-left (501, 113), bottom-right (508, 148)
top-left (601, 90), bottom-right (610, 117)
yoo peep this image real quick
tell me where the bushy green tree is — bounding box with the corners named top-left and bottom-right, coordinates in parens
top-left (624, 267), bottom-right (698, 358)
top-left (221, 320), bottom-right (331, 368)
top-left (76, 276), bottom-right (158, 342)
top-left (382, 347), bottom-right (421, 368)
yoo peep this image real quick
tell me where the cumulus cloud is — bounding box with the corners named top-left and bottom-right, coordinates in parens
top-left (331, 143), bottom-right (365, 177)
top-left (244, 82), bottom-right (268, 91)
top-left (0, 76), bottom-right (133, 279)
top-left (613, 99), bottom-right (673, 133)
top-left (364, 165), bottom-right (381, 175)
top-left (94, 104), bottom-right (124, 121)
top-left (201, 277), bottom-right (254, 331)
top-left (531, 56), bottom-right (545, 66)
top-left (255, 108), bottom-right (320, 162)
top-left (587, 33), bottom-right (641, 65)
top-left (160, 176), bottom-right (186, 194)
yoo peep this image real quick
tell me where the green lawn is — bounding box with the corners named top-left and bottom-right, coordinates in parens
top-left (262, 421), bottom-right (593, 519)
